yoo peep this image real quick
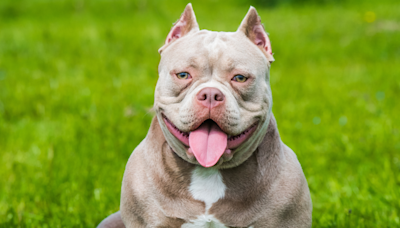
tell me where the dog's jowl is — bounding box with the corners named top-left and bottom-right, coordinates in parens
top-left (98, 4), bottom-right (312, 228)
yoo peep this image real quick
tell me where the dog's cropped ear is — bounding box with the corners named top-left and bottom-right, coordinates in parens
top-left (237, 6), bottom-right (274, 63)
top-left (158, 3), bottom-right (199, 54)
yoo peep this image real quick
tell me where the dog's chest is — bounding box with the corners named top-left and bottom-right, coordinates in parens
top-left (182, 167), bottom-right (228, 228)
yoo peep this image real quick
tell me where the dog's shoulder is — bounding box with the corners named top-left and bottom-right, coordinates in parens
top-left (258, 143), bottom-right (312, 227)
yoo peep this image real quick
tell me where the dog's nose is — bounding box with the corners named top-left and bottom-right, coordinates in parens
top-left (196, 87), bottom-right (225, 109)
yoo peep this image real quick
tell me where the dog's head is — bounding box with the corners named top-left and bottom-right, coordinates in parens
top-left (154, 4), bottom-right (275, 169)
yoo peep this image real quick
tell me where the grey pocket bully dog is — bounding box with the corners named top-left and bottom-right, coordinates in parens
top-left (98, 4), bottom-right (312, 228)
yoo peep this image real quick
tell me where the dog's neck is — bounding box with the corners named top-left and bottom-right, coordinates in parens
top-left (140, 115), bottom-right (283, 224)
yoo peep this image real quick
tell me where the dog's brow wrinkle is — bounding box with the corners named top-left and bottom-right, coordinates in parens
top-left (187, 57), bottom-right (199, 69)
top-left (225, 65), bottom-right (235, 73)
top-left (223, 59), bottom-right (236, 72)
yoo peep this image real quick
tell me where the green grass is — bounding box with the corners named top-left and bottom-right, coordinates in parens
top-left (0, 0), bottom-right (399, 227)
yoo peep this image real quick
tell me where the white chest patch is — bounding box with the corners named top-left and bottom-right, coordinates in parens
top-left (182, 167), bottom-right (227, 228)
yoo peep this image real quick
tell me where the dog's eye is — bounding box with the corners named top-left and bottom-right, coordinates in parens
top-left (232, 75), bottom-right (247, 83)
top-left (176, 72), bottom-right (191, 80)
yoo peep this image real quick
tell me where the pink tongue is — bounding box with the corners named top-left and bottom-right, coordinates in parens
top-left (189, 120), bottom-right (228, 167)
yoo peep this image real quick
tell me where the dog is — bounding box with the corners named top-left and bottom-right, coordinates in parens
top-left (98, 4), bottom-right (312, 228)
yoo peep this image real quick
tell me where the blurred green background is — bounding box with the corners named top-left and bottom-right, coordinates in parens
top-left (0, 0), bottom-right (399, 227)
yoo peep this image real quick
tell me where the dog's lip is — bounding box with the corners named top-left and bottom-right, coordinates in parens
top-left (162, 114), bottom-right (258, 149)
top-left (227, 122), bottom-right (258, 149)
top-left (163, 115), bottom-right (190, 146)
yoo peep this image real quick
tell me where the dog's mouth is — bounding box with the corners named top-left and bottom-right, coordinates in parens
top-left (163, 115), bottom-right (258, 168)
